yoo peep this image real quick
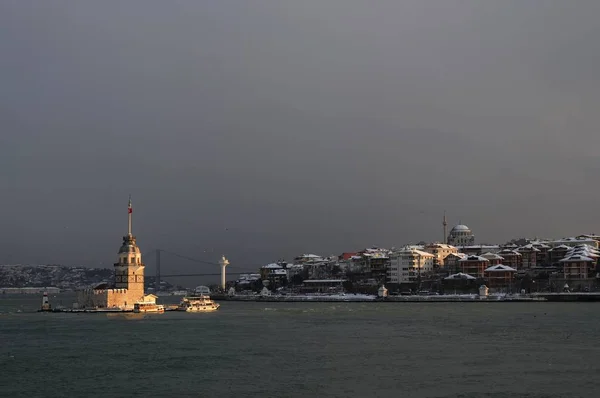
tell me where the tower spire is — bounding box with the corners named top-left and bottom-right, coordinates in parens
top-left (128, 195), bottom-right (133, 236)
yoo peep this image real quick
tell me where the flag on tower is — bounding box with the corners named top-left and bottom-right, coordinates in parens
top-left (128, 197), bottom-right (133, 214)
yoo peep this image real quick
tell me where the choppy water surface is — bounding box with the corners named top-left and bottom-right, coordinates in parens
top-left (1, 294), bottom-right (599, 398)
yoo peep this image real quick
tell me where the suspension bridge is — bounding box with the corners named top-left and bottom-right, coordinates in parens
top-left (141, 249), bottom-right (259, 287)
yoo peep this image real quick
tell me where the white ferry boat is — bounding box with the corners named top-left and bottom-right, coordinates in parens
top-left (133, 302), bottom-right (165, 313)
top-left (177, 295), bottom-right (220, 312)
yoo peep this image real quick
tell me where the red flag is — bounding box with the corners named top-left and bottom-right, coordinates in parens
top-left (128, 196), bottom-right (132, 213)
top-left (128, 207), bottom-right (132, 214)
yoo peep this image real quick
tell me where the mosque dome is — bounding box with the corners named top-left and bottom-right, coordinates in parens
top-left (452, 224), bottom-right (471, 232)
top-left (447, 223), bottom-right (475, 246)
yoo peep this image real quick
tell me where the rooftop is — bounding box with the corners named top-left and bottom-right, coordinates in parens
top-left (445, 272), bottom-right (476, 280)
top-left (459, 255), bottom-right (489, 262)
top-left (485, 264), bottom-right (517, 272)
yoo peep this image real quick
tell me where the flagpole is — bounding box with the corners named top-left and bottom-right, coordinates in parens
top-left (128, 195), bottom-right (132, 236)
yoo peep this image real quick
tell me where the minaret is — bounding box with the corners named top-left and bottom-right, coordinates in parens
top-left (219, 255), bottom-right (229, 290)
top-left (443, 211), bottom-right (448, 244)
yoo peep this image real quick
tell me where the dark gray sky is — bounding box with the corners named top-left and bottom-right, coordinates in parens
top-left (2, 1), bottom-right (600, 275)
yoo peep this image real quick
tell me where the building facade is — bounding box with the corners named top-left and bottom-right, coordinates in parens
top-left (458, 255), bottom-right (490, 278)
top-left (423, 243), bottom-right (458, 268)
top-left (388, 249), bottom-right (434, 284)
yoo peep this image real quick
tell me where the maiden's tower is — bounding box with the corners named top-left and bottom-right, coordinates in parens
top-left (77, 197), bottom-right (149, 310)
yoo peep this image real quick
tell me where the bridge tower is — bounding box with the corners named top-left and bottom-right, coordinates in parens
top-left (155, 249), bottom-right (161, 291)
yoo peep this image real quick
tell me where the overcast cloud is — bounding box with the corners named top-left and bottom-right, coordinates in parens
top-left (1, 1), bottom-right (600, 277)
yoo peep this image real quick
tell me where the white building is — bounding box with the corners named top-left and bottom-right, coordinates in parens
top-left (388, 249), bottom-right (434, 284)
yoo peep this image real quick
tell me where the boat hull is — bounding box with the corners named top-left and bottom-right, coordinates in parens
top-left (133, 308), bottom-right (165, 313)
top-left (133, 304), bottom-right (165, 313)
top-left (182, 303), bottom-right (220, 312)
top-left (177, 295), bottom-right (220, 312)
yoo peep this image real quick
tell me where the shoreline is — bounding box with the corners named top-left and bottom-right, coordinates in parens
top-left (28, 292), bottom-right (600, 313)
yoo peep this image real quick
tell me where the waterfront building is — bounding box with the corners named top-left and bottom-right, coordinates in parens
top-left (423, 243), bottom-right (458, 268)
top-left (551, 237), bottom-right (600, 249)
top-left (548, 245), bottom-right (571, 266)
top-left (235, 273), bottom-right (262, 291)
top-left (77, 198), bottom-right (152, 310)
top-left (300, 279), bottom-right (345, 293)
top-left (360, 247), bottom-right (391, 281)
top-left (480, 252), bottom-right (504, 266)
top-left (259, 263), bottom-right (287, 287)
top-left (565, 245), bottom-right (600, 270)
top-left (458, 255), bottom-right (489, 278)
top-left (458, 245), bottom-right (501, 256)
top-left (496, 249), bottom-right (523, 269)
top-left (484, 264), bottom-right (517, 289)
top-left (293, 254), bottom-right (325, 264)
top-left (306, 259), bottom-right (339, 280)
top-left (443, 252), bottom-right (467, 273)
top-left (447, 224), bottom-right (475, 246)
top-left (531, 241), bottom-right (552, 265)
top-left (560, 255), bottom-right (596, 280)
top-left (338, 255), bottom-right (368, 274)
top-left (517, 245), bottom-right (541, 269)
top-left (388, 249), bottom-right (434, 284)
top-left (442, 272), bottom-right (477, 293)
top-left (285, 264), bottom-right (305, 281)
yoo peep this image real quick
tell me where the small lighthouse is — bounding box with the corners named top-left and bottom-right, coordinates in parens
top-left (219, 255), bottom-right (229, 290)
top-left (40, 292), bottom-right (51, 312)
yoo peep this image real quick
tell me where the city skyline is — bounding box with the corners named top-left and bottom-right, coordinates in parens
top-left (2, 1), bottom-right (600, 269)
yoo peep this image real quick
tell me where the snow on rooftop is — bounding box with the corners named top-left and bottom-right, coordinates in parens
top-left (549, 245), bottom-right (571, 250)
top-left (481, 252), bottom-right (504, 260)
top-left (560, 255), bottom-right (595, 262)
top-left (565, 245), bottom-right (600, 257)
top-left (262, 263), bottom-right (283, 269)
top-left (498, 249), bottom-right (522, 256)
top-left (393, 249), bottom-right (434, 257)
top-left (518, 245), bottom-right (540, 252)
top-left (484, 264), bottom-right (517, 272)
top-left (426, 243), bottom-right (457, 249)
top-left (445, 272), bottom-right (476, 280)
top-left (459, 255), bottom-right (489, 262)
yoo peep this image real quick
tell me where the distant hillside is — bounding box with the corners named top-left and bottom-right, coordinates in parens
top-left (0, 265), bottom-right (113, 289)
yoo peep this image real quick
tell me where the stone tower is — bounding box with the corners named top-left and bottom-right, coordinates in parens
top-left (113, 196), bottom-right (145, 299)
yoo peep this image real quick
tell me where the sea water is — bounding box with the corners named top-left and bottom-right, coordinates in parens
top-left (1, 293), bottom-right (599, 397)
